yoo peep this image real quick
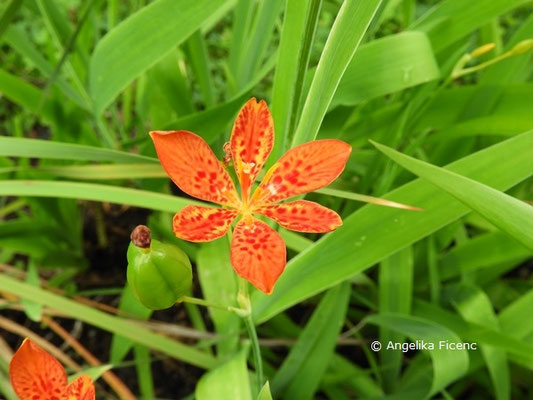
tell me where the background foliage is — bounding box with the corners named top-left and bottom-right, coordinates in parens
top-left (0, 0), bottom-right (532, 399)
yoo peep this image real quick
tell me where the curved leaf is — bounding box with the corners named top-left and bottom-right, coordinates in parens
top-left (90, 0), bottom-right (229, 114)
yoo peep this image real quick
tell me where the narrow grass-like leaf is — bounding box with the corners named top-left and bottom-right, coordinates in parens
top-left (367, 313), bottom-right (469, 396)
top-left (2, 26), bottom-right (87, 108)
top-left (0, 0), bottom-right (22, 38)
top-left (316, 187), bottom-right (422, 211)
top-left (90, 0), bottom-right (229, 114)
top-left (414, 300), bottom-right (533, 368)
top-left (449, 284), bottom-right (510, 400)
top-left (0, 69), bottom-right (56, 122)
top-left (379, 247), bottom-right (413, 391)
top-left (184, 30), bottom-right (215, 107)
top-left (372, 140), bottom-right (533, 250)
top-left (257, 382), bottom-right (273, 400)
top-left (291, 0), bottom-right (382, 145)
top-left (133, 345), bottom-right (155, 400)
top-left (236, 0), bottom-right (283, 88)
top-left (110, 285), bottom-right (152, 364)
top-left (0, 274), bottom-right (216, 369)
top-left (331, 31), bottom-right (440, 107)
top-left (0, 180), bottom-right (203, 212)
top-left (253, 131), bottom-right (533, 323)
top-left (196, 348), bottom-right (252, 400)
top-left (482, 14), bottom-right (533, 84)
top-left (197, 240), bottom-right (240, 356)
top-left (163, 91), bottom-right (251, 144)
top-left (0, 137), bottom-right (157, 163)
top-left (271, 283), bottom-right (350, 400)
top-left (411, 0), bottom-right (530, 52)
top-left (323, 355), bottom-right (384, 397)
top-left (68, 365), bottom-right (112, 383)
top-left (271, 0), bottom-right (313, 163)
top-left (22, 164), bottom-right (165, 180)
top-left (438, 231), bottom-right (530, 281)
top-left (499, 289), bottom-right (533, 339)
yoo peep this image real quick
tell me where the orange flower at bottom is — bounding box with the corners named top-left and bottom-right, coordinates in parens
top-left (9, 339), bottom-right (95, 400)
top-left (151, 98), bottom-right (351, 294)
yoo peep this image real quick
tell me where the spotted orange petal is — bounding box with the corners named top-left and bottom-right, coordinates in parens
top-left (230, 98), bottom-right (274, 201)
top-left (251, 139), bottom-right (351, 205)
top-left (9, 339), bottom-right (68, 400)
top-left (150, 130), bottom-right (240, 207)
top-left (255, 200), bottom-right (342, 233)
top-left (230, 217), bottom-right (286, 294)
top-left (173, 205), bottom-right (238, 242)
top-left (66, 375), bottom-right (95, 400)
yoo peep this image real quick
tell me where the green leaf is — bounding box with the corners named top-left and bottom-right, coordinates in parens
top-left (0, 69), bottom-right (56, 123)
top-left (482, 14), bottom-right (533, 84)
top-left (2, 26), bottom-right (87, 108)
top-left (438, 231), bottom-right (531, 281)
top-left (414, 299), bottom-right (533, 368)
top-left (448, 284), bottom-right (510, 400)
top-left (184, 30), bottom-right (215, 107)
top-left (0, 137), bottom-right (158, 163)
top-left (197, 240), bottom-right (240, 356)
top-left (367, 313), bottom-right (469, 396)
top-left (411, 0), bottom-right (530, 52)
top-left (252, 131), bottom-right (533, 323)
top-left (291, 0), bottom-right (382, 145)
top-left (271, 0), bottom-right (316, 163)
top-left (271, 283), bottom-right (350, 400)
top-left (110, 284), bottom-right (152, 364)
top-left (323, 355), bottom-right (383, 397)
top-left (133, 345), bottom-right (155, 400)
top-left (236, 0), bottom-right (283, 88)
top-left (196, 348), bottom-right (252, 400)
top-left (19, 164), bottom-right (165, 180)
top-left (499, 289), bottom-right (533, 339)
top-left (90, 0), bottom-right (229, 114)
top-left (331, 31), bottom-right (440, 107)
top-left (371, 139), bottom-right (533, 250)
top-left (0, 273), bottom-right (216, 369)
top-left (0, 0), bottom-right (23, 39)
top-left (68, 365), bottom-right (112, 383)
top-left (22, 263), bottom-right (42, 322)
top-left (0, 180), bottom-right (203, 212)
top-left (163, 91), bottom-right (251, 144)
top-left (379, 247), bottom-right (413, 391)
top-left (257, 382), bottom-right (273, 400)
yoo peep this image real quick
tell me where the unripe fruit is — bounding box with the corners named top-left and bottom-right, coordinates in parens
top-left (127, 225), bottom-right (192, 310)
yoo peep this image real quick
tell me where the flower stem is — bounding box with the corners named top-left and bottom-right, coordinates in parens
top-left (177, 295), bottom-right (246, 316)
top-left (237, 278), bottom-right (264, 391)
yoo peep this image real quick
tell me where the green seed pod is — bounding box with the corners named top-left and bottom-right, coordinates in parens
top-left (127, 225), bottom-right (192, 310)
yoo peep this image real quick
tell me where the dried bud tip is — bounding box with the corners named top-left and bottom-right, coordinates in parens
top-left (131, 225), bottom-right (151, 248)
top-left (222, 141), bottom-right (232, 165)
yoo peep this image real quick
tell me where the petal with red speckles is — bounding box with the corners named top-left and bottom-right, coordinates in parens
top-left (255, 200), bottom-right (342, 233)
top-left (9, 338), bottom-right (68, 400)
top-left (230, 217), bottom-right (286, 294)
top-left (251, 139), bottom-right (351, 205)
top-left (230, 98), bottom-right (274, 201)
top-left (173, 206), bottom-right (238, 242)
top-left (66, 375), bottom-right (95, 400)
top-left (150, 130), bottom-right (240, 207)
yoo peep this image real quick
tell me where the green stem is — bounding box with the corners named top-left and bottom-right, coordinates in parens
top-left (178, 295), bottom-right (245, 316)
top-left (237, 278), bottom-right (264, 391)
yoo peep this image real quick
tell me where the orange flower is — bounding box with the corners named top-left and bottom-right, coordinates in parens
top-left (150, 98), bottom-right (351, 294)
top-left (9, 339), bottom-right (95, 400)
